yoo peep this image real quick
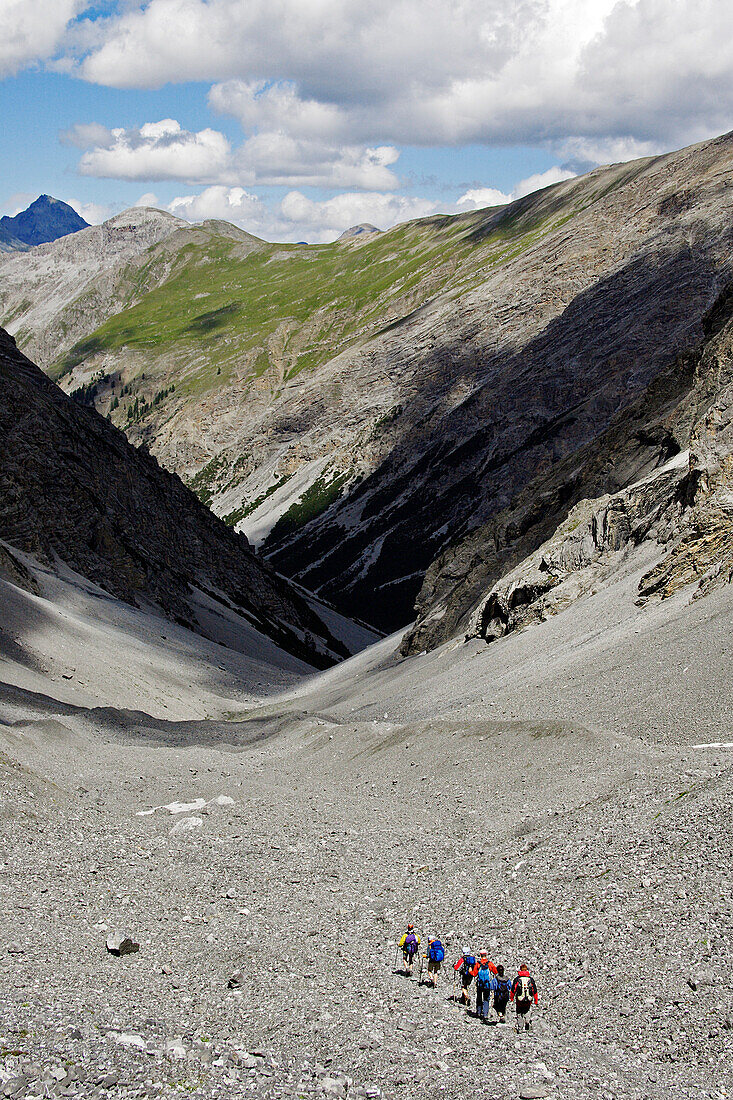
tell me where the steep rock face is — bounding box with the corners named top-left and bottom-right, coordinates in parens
top-left (0, 329), bottom-right (348, 667)
top-left (464, 455), bottom-right (689, 645)
top-left (265, 134), bottom-right (733, 630)
top-left (0, 195), bottom-right (88, 249)
top-left (637, 324), bottom-right (733, 603)
top-left (404, 285), bottom-right (733, 653)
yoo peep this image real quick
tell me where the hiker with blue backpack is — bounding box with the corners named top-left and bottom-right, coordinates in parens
top-left (474, 954), bottom-right (498, 1022)
top-left (470, 952), bottom-right (497, 1019)
top-left (398, 924), bottom-right (420, 975)
top-left (423, 937), bottom-right (445, 987)
top-left (452, 950), bottom-right (476, 1005)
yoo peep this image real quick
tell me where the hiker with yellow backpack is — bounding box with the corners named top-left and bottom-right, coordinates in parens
top-left (398, 924), bottom-right (420, 975)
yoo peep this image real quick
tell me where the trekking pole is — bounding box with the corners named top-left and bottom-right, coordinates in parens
top-left (394, 945), bottom-right (400, 972)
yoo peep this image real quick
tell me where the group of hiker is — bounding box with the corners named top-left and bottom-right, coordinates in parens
top-left (397, 925), bottom-right (538, 1033)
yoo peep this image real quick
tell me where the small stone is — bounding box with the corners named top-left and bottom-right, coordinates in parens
top-left (169, 816), bottom-right (203, 835)
top-left (688, 968), bottom-right (715, 991)
top-left (96, 1073), bottom-right (120, 1088)
top-left (6, 943), bottom-right (24, 955)
top-left (237, 1054), bottom-right (259, 1070)
top-left (227, 970), bottom-right (244, 989)
top-left (320, 1078), bottom-right (346, 1098)
top-left (106, 931), bottom-right (140, 956)
top-left (519, 1087), bottom-right (550, 1099)
top-left (3, 1076), bottom-right (30, 1097)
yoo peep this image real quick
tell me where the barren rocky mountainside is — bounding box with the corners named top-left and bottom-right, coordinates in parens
top-left (0, 328), bottom-right (363, 668)
top-left (404, 258), bottom-right (733, 653)
top-left (0, 207), bottom-right (198, 361)
top-left (5, 135), bottom-right (733, 636)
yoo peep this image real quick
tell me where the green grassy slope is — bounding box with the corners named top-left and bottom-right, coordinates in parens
top-left (31, 155), bottom-right (651, 510)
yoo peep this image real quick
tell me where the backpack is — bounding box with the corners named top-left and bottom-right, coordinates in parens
top-left (495, 977), bottom-right (511, 1001)
top-left (461, 954), bottom-right (476, 974)
top-left (404, 933), bottom-right (418, 957)
top-left (476, 967), bottom-right (493, 993)
top-left (428, 940), bottom-right (444, 963)
top-left (516, 975), bottom-right (532, 1003)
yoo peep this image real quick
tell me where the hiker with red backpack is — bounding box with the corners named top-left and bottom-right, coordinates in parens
top-left (511, 963), bottom-right (538, 1031)
top-left (423, 937), bottom-right (445, 987)
top-left (452, 950), bottom-right (477, 1005)
top-left (470, 951), bottom-right (497, 1019)
top-left (398, 925), bottom-right (420, 975)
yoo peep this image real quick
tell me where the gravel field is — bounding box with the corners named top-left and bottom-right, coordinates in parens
top-left (1, 555), bottom-right (732, 1100)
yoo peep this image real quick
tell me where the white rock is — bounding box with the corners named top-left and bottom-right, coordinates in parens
top-left (209, 795), bottom-right (235, 807)
top-left (169, 816), bottom-right (203, 835)
top-left (164, 799), bottom-right (207, 815)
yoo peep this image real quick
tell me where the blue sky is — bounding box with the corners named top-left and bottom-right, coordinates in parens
top-left (2, 1), bottom-right (732, 242)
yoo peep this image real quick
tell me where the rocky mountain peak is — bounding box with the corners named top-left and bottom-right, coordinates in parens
top-left (337, 223), bottom-right (381, 240)
top-left (0, 194), bottom-right (88, 249)
top-left (103, 206), bottom-right (187, 232)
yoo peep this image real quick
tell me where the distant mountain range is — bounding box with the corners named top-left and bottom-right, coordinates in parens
top-left (0, 195), bottom-right (88, 252)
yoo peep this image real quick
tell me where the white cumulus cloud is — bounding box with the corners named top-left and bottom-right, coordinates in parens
top-left (69, 0), bottom-right (733, 159)
top-left (72, 116), bottom-right (401, 190)
top-left (456, 187), bottom-right (511, 210)
top-left (65, 197), bottom-right (114, 224)
top-left (0, 0), bottom-right (85, 78)
top-left (168, 185), bottom-right (269, 228)
top-left (279, 191), bottom-right (440, 235)
top-left (456, 166), bottom-right (577, 209)
top-left (76, 119), bottom-right (232, 183)
top-left (231, 134), bottom-right (400, 189)
top-left (163, 185), bottom-right (444, 243)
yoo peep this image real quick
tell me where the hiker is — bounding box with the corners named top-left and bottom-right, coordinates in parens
top-left (511, 963), bottom-right (538, 1031)
top-left (474, 955), bottom-right (497, 1023)
top-left (452, 950), bottom-right (477, 1005)
top-left (399, 925), bottom-right (420, 974)
top-left (492, 964), bottom-right (512, 1023)
top-left (470, 951), bottom-right (497, 1018)
top-left (424, 936), bottom-right (445, 987)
